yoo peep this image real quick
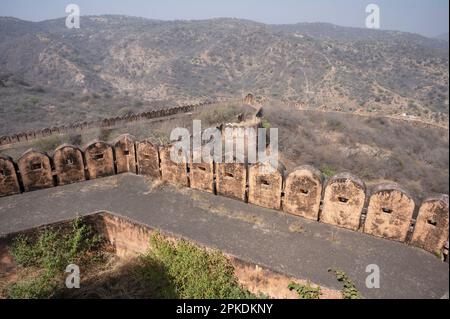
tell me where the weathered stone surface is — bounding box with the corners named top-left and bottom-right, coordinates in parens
top-left (244, 93), bottom-right (255, 105)
top-left (83, 140), bottom-right (115, 179)
top-left (0, 136), bottom-right (11, 146)
top-left (411, 195), bottom-right (449, 255)
top-left (216, 162), bottom-right (247, 201)
top-left (113, 134), bottom-right (136, 174)
top-left (86, 213), bottom-right (153, 258)
top-left (0, 156), bottom-right (20, 197)
top-left (159, 145), bottom-right (188, 186)
top-left (53, 144), bottom-right (86, 185)
top-left (188, 130), bottom-right (218, 193)
top-left (136, 140), bottom-right (160, 178)
top-left (18, 149), bottom-right (54, 192)
top-left (364, 184), bottom-right (415, 242)
top-left (17, 132), bottom-right (27, 142)
top-left (248, 162), bottom-right (284, 210)
top-left (189, 152), bottom-right (214, 193)
top-left (283, 166), bottom-right (323, 221)
top-left (320, 173), bottom-right (366, 230)
top-left (221, 124), bottom-right (258, 165)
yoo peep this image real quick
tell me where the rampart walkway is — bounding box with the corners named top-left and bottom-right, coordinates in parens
top-left (0, 174), bottom-right (448, 299)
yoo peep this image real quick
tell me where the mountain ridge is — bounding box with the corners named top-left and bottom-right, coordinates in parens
top-left (0, 15), bottom-right (448, 133)
top-left (1, 15), bottom-right (447, 40)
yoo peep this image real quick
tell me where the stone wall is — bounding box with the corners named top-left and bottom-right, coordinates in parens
top-left (17, 149), bottom-right (54, 192)
top-left (113, 134), bottom-right (137, 174)
top-left (84, 141), bottom-right (115, 179)
top-left (216, 162), bottom-right (247, 201)
top-left (136, 141), bottom-right (160, 179)
top-left (0, 134), bottom-right (448, 259)
top-left (320, 173), bottom-right (366, 231)
top-left (248, 162), bottom-right (284, 210)
top-left (411, 195), bottom-right (449, 255)
top-left (159, 145), bottom-right (189, 187)
top-left (53, 144), bottom-right (85, 185)
top-left (283, 165), bottom-right (323, 221)
top-left (0, 156), bottom-right (20, 196)
top-left (364, 184), bottom-right (415, 242)
top-left (189, 155), bottom-right (215, 193)
top-left (0, 101), bottom-right (214, 147)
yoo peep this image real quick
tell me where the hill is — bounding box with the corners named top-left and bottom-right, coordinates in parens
top-left (0, 15), bottom-right (448, 134)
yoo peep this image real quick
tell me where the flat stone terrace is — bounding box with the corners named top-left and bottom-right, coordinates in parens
top-left (0, 174), bottom-right (448, 299)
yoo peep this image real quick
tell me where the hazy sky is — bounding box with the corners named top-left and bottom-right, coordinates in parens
top-left (1, 0), bottom-right (448, 37)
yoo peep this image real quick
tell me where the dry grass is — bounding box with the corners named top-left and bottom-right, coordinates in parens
top-left (265, 103), bottom-right (449, 201)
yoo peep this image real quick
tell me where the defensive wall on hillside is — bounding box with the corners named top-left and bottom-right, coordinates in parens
top-left (0, 101), bottom-right (218, 147)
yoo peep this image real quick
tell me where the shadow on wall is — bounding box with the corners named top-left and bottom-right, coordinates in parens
top-left (0, 133), bottom-right (448, 261)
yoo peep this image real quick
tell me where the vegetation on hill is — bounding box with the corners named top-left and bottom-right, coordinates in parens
top-left (0, 16), bottom-right (448, 134)
top-left (2, 220), bottom-right (258, 299)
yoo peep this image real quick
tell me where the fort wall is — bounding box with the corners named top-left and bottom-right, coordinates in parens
top-left (0, 101), bottom-right (216, 148)
top-left (0, 139), bottom-right (448, 260)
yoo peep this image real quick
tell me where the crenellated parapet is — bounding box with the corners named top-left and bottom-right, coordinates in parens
top-left (0, 133), bottom-right (448, 260)
top-left (0, 101), bottom-right (219, 147)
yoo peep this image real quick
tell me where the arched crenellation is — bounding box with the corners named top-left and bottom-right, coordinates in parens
top-left (83, 140), bottom-right (115, 179)
top-left (159, 144), bottom-right (189, 187)
top-left (248, 161), bottom-right (284, 210)
top-left (136, 140), bottom-right (160, 179)
top-left (17, 149), bottom-right (54, 192)
top-left (113, 134), bottom-right (137, 174)
top-left (363, 183), bottom-right (415, 242)
top-left (411, 195), bottom-right (449, 255)
top-left (283, 165), bottom-right (323, 221)
top-left (320, 173), bottom-right (366, 231)
top-left (53, 144), bottom-right (86, 185)
top-left (0, 156), bottom-right (21, 197)
top-left (216, 153), bottom-right (247, 202)
top-left (189, 147), bottom-right (215, 193)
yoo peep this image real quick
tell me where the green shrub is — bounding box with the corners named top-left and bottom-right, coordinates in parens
top-left (328, 268), bottom-right (361, 299)
top-left (7, 271), bottom-right (58, 299)
top-left (137, 233), bottom-right (258, 299)
top-left (11, 218), bottom-right (102, 272)
top-left (288, 282), bottom-right (322, 299)
top-left (199, 105), bottom-right (240, 125)
top-left (8, 218), bottom-right (103, 299)
top-left (28, 96), bottom-right (40, 106)
top-left (7, 223), bottom-right (262, 299)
